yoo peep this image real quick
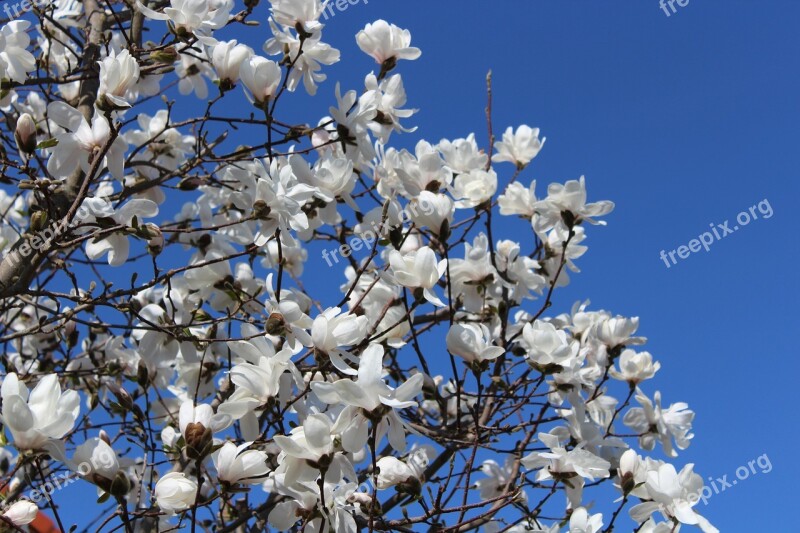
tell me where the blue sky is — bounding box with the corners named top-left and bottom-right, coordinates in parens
top-left (17, 1), bottom-right (798, 530)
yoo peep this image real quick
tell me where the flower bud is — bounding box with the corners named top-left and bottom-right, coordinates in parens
top-left (184, 422), bottom-right (213, 459)
top-left (150, 46), bottom-right (179, 64)
top-left (30, 210), bottom-right (48, 232)
top-left (15, 113), bottom-right (37, 154)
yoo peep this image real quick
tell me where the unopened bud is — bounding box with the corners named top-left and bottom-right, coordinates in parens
top-left (184, 422), bottom-right (213, 459)
top-left (30, 210), bottom-right (48, 232)
top-left (265, 313), bottom-right (286, 336)
top-left (150, 46), bottom-right (179, 64)
top-left (15, 113), bottom-right (37, 154)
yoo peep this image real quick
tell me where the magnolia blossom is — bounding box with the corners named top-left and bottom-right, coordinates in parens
top-left (629, 463), bottom-right (718, 533)
top-left (0, 21), bottom-right (36, 83)
top-left (269, 0), bottom-right (325, 30)
top-left (446, 323), bottom-right (504, 367)
top-left (14, 113), bottom-right (37, 154)
top-left (0, 373), bottom-right (80, 450)
top-left (84, 199), bottom-right (160, 266)
top-left (1, 500), bottom-right (38, 527)
top-left (179, 401), bottom-right (232, 458)
top-left (97, 49), bottom-right (140, 108)
top-left (409, 191), bottom-right (454, 235)
top-left (610, 349), bottom-right (660, 385)
top-left (452, 168), bottom-right (498, 208)
top-left (534, 176), bottom-right (615, 232)
top-left (569, 507), bottom-right (604, 533)
top-left (263, 19), bottom-right (340, 95)
top-left (492, 125), bottom-right (545, 168)
top-left (312, 343), bottom-right (423, 452)
top-left (72, 437), bottom-right (120, 481)
top-left (46, 102), bottom-right (127, 180)
top-left (273, 414), bottom-right (356, 487)
top-left (522, 431), bottom-right (610, 508)
top-left (154, 472), bottom-right (198, 513)
top-left (239, 56), bottom-right (282, 106)
top-left (375, 456), bottom-right (417, 489)
top-left (311, 306), bottom-right (368, 375)
top-left (387, 246), bottom-right (448, 307)
top-left (521, 320), bottom-right (575, 370)
top-left (137, 0), bottom-right (233, 43)
top-left (210, 40), bottom-right (253, 88)
top-left (624, 389), bottom-right (694, 457)
top-left (212, 442), bottom-right (270, 485)
top-left (356, 20), bottom-right (421, 66)
top-left (498, 180), bottom-right (538, 218)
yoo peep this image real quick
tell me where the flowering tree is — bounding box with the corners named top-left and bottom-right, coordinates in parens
top-left (0, 1), bottom-right (717, 532)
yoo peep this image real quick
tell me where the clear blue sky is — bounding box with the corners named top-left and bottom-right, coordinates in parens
top-left (24, 1), bottom-right (798, 530)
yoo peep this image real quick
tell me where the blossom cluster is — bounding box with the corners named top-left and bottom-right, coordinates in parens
top-left (0, 1), bottom-right (714, 532)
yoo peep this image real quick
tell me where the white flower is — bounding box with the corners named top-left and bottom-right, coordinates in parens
top-left (97, 49), bottom-right (140, 108)
top-left (210, 40), bottom-right (253, 88)
top-left (137, 0), bottom-right (233, 44)
top-left (624, 389), bottom-right (694, 457)
top-left (610, 349), bottom-right (660, 385)
top-left (446, 323), bottom-right (504, 366)
top-left (179, 400), bottom-right (231, 439)
top-left (569, 507), bottom-right (603, 533)
top-left (521, 432), bottom-right (611, 482)
top-left (264, 20), bottom-right (340, 96)
top-left (438, 134), bottom-right (488, 174)
top-left (595, 316), bottom-right (644, 348)
top-left (492, 125), bottom-right (545, 168)
top-left (534, 176), bottom-right (615, 232)
top-left (311, 343), bottom-right (423, 452)
top-left (2, 500), bottom-right (38, 526)
top-left (630, 463), bottom-right (718, 533)
top-left (498, 180), bottom-right (538, 218)
top-left (0, 21), bottom-right (36, 83)
top-left (273, 413), bottom-right (356, 487)
top-left (176, 53), bottom-right (212, 99)
top-left (84, 198), bottom-right (159, 267)
top-left (475, 457), bottom-right (526, 502)
top-left (46, 102), bottom-right (128, 180)
top-left (409, 191), bottom-right (454, 235)
top-left (14, 112), bottom-right (37, 154)
top-left (72, 437), bottom-right (120, 480)
top-left (218, 333), bottom-right (301, 441)
top-left (376, 456), bottom-right (415, 489)
top-left (364, 73), bottom-right (417, 143)
top-left (521, 320), bottom-right (575, 369)
top-left (387, 246), bottom-right (448, 307)
top-left (356, 20), bottom-right (421, 66)
top-left (239, 56), bottom-right (282, 106)
top-left (212, 442), bottom-right (269, 485)
top-left (154, 472), bottom-right (198, 514)
top-left (249, 158), bottom-right (317, 246)
top-left (269, 0), bottom-right (325, 30)
top-left (451, 168), bottom-right (497, 209)
top-left (521, 431), bottom-right (610, 509)
top-left (311, 306), bottom-right (368, 375)
top-left (0, 373), bottom-right (80, 451)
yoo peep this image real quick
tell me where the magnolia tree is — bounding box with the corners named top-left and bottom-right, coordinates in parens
top-left (0, 1), bottom-right (716, 532)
